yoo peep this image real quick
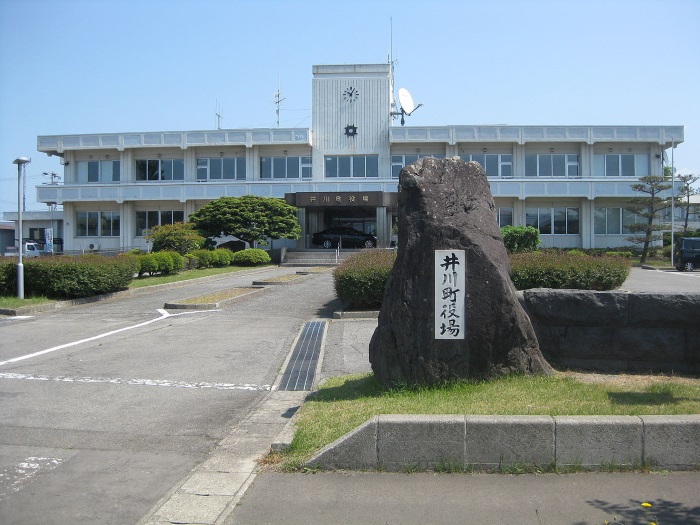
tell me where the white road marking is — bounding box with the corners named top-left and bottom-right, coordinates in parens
top-left (0, 372), bottom-right (270, 391)
top-left (0, 457), bottom-right (64, 501)
top-left (0, 308), bottom-right (219, 367)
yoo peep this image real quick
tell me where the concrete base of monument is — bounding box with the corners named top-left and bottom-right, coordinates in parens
top-left (304, 414), bottom-right (700, 472)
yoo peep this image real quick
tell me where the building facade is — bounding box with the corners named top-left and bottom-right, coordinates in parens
top-left (35, 63), bottom-right (684, 252)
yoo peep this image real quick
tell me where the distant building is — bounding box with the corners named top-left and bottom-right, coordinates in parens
top-left (33, 63), bottom-right (683, 253)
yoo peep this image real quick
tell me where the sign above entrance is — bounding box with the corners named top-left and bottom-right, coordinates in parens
top-left (287, 191), bottom-right (393, 208)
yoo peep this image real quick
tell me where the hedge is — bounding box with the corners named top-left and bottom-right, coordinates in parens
top-left (333, 249), bottom-right (397, 308)
top-left (1, 254), bottom-right (139, 299)
top-left (231, 248), bottom-right (271, 266)
top-left (509, 251), bottom-right (631, 291)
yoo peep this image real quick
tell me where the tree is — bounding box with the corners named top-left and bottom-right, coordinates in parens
top-left (146, 222), bottom-right (205, 255)
top-left (188, 195), bottom-right (301, 246)
top-left (625, 175), bottom-right (672, 264)
top-left (675, 173), bottom-right (699, 232)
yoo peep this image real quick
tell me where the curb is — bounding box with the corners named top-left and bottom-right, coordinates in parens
top-left (305, 414), bottom-right (700, 472)
top-left (163, 286), bottom-right (269, 310)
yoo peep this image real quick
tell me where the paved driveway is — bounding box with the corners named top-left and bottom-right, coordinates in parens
top-left (0, 267), bottom-right (339, 524)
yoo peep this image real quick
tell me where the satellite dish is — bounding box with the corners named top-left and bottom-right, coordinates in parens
top-left (398, 88), bottom-right (415, 115)
top-left (392, 87), bottom-right (423, 126)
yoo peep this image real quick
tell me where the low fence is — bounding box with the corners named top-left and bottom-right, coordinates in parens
top-left (518, 290), bottom-right (700, 373)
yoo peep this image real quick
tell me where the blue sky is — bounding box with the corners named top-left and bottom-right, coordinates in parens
top-left (1, 0), bottom-right (698, 216)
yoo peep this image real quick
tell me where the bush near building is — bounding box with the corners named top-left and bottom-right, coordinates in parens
top-left (231, 248), bottom-right (271, 266)
top-left (0, 254), bottom-right (139, 299)
top-left (333, 250), bottom-right (397, 309)
top-left (501, 225), bottom-right (541, 253)
top-left (509, 251), bottom-right (630, 291)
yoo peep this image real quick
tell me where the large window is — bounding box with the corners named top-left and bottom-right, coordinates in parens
top-left (461, 154), bottom-right (513, 178)
top-left (135, 159), bottom-right (184, 181)
top-left (325, 155), bottom-right (378, 178)
top-left (197, 157), bottom-right (246, 181)
top-left (76, 211), bottom-right (120, 237)
top-left (496, 207), bottom-right (513, 227)
top-left (525, 154), bottom-right (579, 178)
top-left (77, 160), bottom-right (121, 183)
top-left (594, 207), bottom-right (644, 234)
top-left (526, 207), bottom-right (579, 235)
top-left (391, 154), bottom-right (445, 178)
top-left (593, 154), bottom-right (648, 178)
top-left (260, 156), bottom-right (311, 179)
top-left (135, 210), bottom-right (184, 236)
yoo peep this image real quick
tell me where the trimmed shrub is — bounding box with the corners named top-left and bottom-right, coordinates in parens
top-left (501, 225), bottom-right (540, 253)
top-left (509, 251), bottom-right (631, 291)
top-left (162, 250), bottom-right (184, 272)
top-left (211, 248), bottom-right (234, 267)
top-left (152, 251), bottom-right (175, 274)
top-left (147, 222), bottom-right (205, 255)
top-left (231, 248), bottom-right (271, 266)
top-left (189, 249), bottom-right (214, 268)
top-left (333, 249), bottom-right (397, 308)
top-left (138, 253), bottom-right (159, 276)
top-left (0, 257), bottom-right (16, 296)
top-left (19, 254), bottom-right (138, 299)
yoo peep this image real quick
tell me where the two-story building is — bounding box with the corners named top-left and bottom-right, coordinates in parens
top-left (35, 63), bottom-right (683, 252)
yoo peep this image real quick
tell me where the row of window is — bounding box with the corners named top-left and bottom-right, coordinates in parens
top-left (76, 206), bottom-right (646, 238)
top-left (75, 210), bottom-right (184, 237)
top-left (75, 153), bottom-right (649, 183)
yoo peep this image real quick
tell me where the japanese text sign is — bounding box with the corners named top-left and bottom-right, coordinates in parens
top-left (435, 250), bottom-right (466, 340)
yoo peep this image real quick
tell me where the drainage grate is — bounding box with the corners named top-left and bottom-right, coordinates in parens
top-left (278, 320), bottom-right (326, 391)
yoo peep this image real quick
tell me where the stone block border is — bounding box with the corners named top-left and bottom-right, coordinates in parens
top-left (305, 414), bottom-right (700, 472)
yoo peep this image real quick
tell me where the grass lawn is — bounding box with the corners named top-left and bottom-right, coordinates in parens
top-left (277, 371), bottom-right (700, 470)
top-left (0, 264), bottom-right (271, 309)
top-left (127, 264), bottom-right (267, 288)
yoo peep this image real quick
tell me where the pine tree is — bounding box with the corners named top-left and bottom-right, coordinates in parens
top-left (625, 174), bottom-right (672, 264)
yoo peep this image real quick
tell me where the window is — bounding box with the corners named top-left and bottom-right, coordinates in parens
top-left (391, 154), bottom-right (446, 178)
top-left (496, 207), bottom-right (513, 227)
top-left (135, 210), bottom-right (184, 236)
top-left (594, 207), bottom-right (644, 234)
top-left (77, 160), bottom-right (121, 183)
top-left (325, 155), bottom-right (378, 178)
top-left (76, 211), bottom-right (120, 237)
top-left (526, 207), bottom-right (579, 235)
top-left (461, 154), bottom-right (513, 178)
top-left (135, 159), bottom-right (184, 181)
top-left (525, 154), bottom-right (579, 178)
top-left (197, 157), bottom-right (246, 181)
top-left (259, 156), bottom-right (311, 179)
top-left (593, 154), bottom-right (649, 177)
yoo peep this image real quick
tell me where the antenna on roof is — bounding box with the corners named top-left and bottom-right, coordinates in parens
top-left (274, 88), bottom-right (285, 127)
top-left (215, 100), bottom-right (223, 130)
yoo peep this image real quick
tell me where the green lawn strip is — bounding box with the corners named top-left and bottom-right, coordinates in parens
top-left (0, 295), bottom-right (53, 309)
top-left (279, 372), bottom-right (700, 470)
top-left (128, 264), bottom-right (267, 288)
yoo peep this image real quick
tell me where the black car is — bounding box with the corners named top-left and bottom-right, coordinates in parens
top-left (675, 237), bottom-right (700, 272)
top-left (311, 227), bottom-right (376, 249)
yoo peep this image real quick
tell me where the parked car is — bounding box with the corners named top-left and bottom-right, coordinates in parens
top-left (3, 242), bottom-right (44, 258)
top-left (675, 237), bottom-right (700, 272)
top-left (311, 227), bottom-right (376, 249)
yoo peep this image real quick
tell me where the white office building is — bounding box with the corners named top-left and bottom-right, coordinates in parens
top-left (35, 63), bottom-right (684, 253)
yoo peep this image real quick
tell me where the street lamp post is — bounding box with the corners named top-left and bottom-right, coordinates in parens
top-left (13, 157), bottom-right (31, 299)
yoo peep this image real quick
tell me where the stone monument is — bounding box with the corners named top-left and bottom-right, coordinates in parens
top-left (369, 157), bottom-right (552, 386)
